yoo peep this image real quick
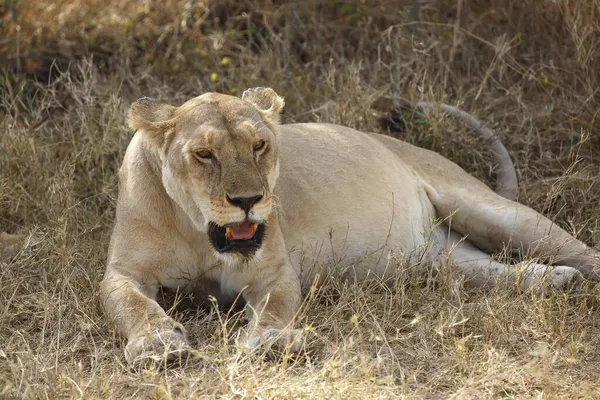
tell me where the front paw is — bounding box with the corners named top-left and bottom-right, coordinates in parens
top-left (125, 324), bottom-right (190, 367)
top-left (236, 327), bottom-right (304, 354)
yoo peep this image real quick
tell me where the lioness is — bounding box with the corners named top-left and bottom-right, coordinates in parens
top-left (100, 87), bottom-right (599, 365)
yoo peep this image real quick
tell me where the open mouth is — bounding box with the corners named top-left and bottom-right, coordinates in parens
top-left (208, 220), bottom-right (266, 256)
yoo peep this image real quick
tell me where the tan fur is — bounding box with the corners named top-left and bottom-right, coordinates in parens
top-left (100, 88), bottom-right (599, 365)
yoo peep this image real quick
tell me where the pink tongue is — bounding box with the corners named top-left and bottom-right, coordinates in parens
top-left (229, 221), bottom-right (256, 240)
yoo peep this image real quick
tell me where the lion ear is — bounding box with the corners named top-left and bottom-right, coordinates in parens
top-left (242, 87), bottom-right (285, 125)
top-left (128, 97), bottom-right (177, 145)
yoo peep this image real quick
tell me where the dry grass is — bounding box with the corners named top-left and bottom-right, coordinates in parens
top-left (1, 0), bottom-right (600, 398)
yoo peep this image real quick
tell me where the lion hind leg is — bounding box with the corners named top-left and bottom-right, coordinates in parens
top-left (440, 231), bottom-right (582, 291)
top-left (425, 184), bottom-right (599, 280)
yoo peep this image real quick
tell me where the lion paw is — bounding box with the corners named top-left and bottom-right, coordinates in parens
top-left (547, 265), bottom-right (584, 290)
top-left (521, 263), bottom-right (583, 291)
top-left (125, 325), bottom-right (190, 367)
top-left (237, 327), bottom-right (304, 354)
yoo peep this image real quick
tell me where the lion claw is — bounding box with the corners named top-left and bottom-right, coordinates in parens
top-left (125, 326), bottom-right (190, 368)
top-left (236, 327), bottom-right (304, 354)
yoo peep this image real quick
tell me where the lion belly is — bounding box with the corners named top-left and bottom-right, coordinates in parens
top-left (275, 123), bottom-right (444, 288)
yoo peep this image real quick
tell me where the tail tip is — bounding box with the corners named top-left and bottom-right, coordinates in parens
top-left (376, 101), bottom-right (420, 134)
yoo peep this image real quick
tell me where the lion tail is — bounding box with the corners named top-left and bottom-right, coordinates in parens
top-left (378, 102), bottom-right (518, 201)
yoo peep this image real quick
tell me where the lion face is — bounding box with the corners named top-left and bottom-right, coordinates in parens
top-left (128, 88), bottom-right (285, 257)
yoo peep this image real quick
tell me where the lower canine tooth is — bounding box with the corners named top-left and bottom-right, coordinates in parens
top-left (226, 227), bottom-right (232, 240)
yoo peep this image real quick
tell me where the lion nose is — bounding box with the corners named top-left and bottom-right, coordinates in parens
top-left (226, 194), bottom-right (263, 214)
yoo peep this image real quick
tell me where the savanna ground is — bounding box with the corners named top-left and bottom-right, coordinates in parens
top-left (1, 0), bottom-right (600, 398)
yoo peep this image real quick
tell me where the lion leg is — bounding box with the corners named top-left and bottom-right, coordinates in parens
top-left (439, 231), bottom-right (582, 291)
top-left (235, 261), bottom-right (303, 353)
top-left (100, 269), bottom-right (189, 365)
top-left (426, 185), bottom-right (600, 280)
top-left (233, 225), bottom-right (303, 353)
top-left (231, 222), bottom-right (303, 352)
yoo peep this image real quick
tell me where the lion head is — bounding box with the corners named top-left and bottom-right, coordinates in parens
top-left (127, 87), bottom-right (285, 258)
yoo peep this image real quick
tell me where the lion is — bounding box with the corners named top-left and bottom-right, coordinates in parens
top-left (100, 87), bottom-right (599, 365)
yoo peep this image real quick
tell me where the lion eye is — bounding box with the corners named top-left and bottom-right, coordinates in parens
top-left (194, 149), bottom-right (214, 163)
top-left (253, 140), bottom-right (267, 153)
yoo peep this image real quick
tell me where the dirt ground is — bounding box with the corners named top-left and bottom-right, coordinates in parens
top-left (1, 1), bottom-right (600, 398)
